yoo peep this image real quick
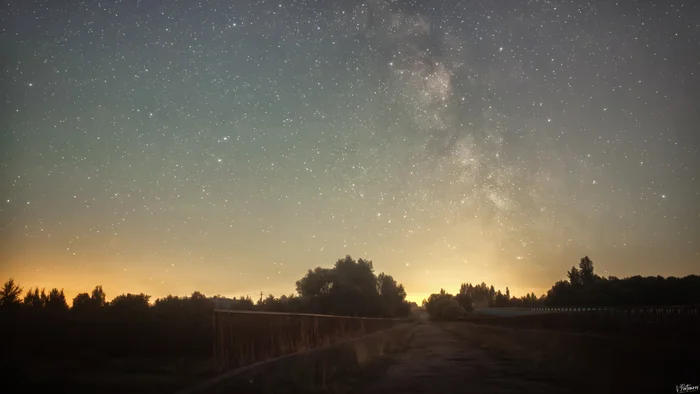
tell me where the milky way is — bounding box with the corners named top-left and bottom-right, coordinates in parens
top-left (1, 0), bottom-right (699, 302)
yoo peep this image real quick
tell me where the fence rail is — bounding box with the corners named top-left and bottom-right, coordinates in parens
top-left (490, 306), bottom-right (700, 335)
top-left (530, 306), bottom-right (700, 325)
top-left (531, 306), bottom-right (700, 313)
top-left (212, 310), bottom-right (403, 372)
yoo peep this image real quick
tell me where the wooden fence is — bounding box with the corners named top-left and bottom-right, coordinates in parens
top-left (212, 310), bottom-right (403, 372)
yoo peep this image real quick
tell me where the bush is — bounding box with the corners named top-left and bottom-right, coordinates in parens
top-left (454, 293), bottom-right (474, 312)
top-left (423, 290), bottom-right (467, 321)
top-left (435, 299), bottom-right (466, 321)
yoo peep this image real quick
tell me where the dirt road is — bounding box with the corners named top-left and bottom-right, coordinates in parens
top-left (361, 323), bottom-right (575, 394)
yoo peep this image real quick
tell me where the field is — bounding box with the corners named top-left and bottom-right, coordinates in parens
top-left (445, 308), bottom-right (700, 393)
top-left (464, 306), bottom-right (700, 336)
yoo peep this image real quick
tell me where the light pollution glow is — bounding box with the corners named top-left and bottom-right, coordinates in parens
top-left (1, 0), bottom-right (698, 305)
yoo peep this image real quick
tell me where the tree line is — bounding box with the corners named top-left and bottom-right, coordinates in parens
top-left (0, 255), bottom-right (413, 318)
top-left (423, 256), bottom-right (700, 320)
top-left (4, 253), bottom-right (698, 327)
top-left (0, 255), bottom-right (414, 365)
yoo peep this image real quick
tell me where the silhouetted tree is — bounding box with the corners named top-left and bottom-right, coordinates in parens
top-left (110, 293), bottom-right (151, 317)
top-left (45, 288), bottom-right (68, 314)
top-left (423, 289), bottom-right (451, 316)
top-left (454, 292), bottom-right (474, 313)
top-left (295, 267), bottom-right (334, 297)
top-left (212, 295), bottom-right (256, 310)
top-left (423, 289), bottom-right (466, 320)
top-left (23, 287), bottom-right (45, 309)
top-left (568, 266), bottom-right (582, 287)
top-left (152, 292), bottom-right (214, 321)
top-left (579, 256), bottom-right (595, 286)
top-left (494, 289), bottom-right (509, 307)
top-left (438, 298), bottom-right (466, 320)
top-left (293, 255), bottom-right (409, 317)
top-left (453, 281), bottom-right (548, 308)
top-left (72, 285), bottom-right (107, 314)
top-left (459, 282), bottom-right (494, 307)
top-left (91, 285), bottom-right (107, 307)
top-left (546, 256), bottom-right (700, 307)
top-left (256, 294), bottom-right (278, 311)
top-left (327, 256), bottom-right (380, 316)
top-left (547, 280), bottom-right (574, 306)
top-left (72, 292), bottom-right (92, 310)
top-left (377, 272), bottom-right (410, 317)
top-left (519, 292), bottom-right (542, 307)
top-left (39, 288), bottom-right (48, 306)
top-left (0, 279), bottom-right (23, 307)
top-left (264, 294), bottom-right (306, 313)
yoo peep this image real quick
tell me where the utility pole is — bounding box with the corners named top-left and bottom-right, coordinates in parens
top-left (259, 291), bottom-right (263, 303)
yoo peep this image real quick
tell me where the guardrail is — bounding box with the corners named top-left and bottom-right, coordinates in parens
top-left (212, 310), bottom-right (403, 372)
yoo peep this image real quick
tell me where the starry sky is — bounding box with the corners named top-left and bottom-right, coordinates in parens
top-left (1, 0), bottom-right (699, 304)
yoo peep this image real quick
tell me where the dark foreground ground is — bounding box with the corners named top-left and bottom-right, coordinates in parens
top-left (359, 323), bottom-right (574, 394)
top-left (359, 321), bottom-right (698, 394)
top-left (7, 319), bottom-right (697, 394)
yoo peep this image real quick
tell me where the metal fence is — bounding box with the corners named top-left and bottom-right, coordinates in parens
top-left (513, 306), bottom-right (700, 335)
top-left (531, 306), bottom-right (700, 325)
top-left (212, 310), bottom-right (403, 372)
top-left (531, 306), bottom-right (700, 311)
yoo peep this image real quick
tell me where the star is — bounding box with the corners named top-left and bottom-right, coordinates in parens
top-left (0, 0), bottom-right (696, 305)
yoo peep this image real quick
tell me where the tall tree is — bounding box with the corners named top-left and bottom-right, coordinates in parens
top-left (377, 272), bottom-right (409, 317)
top-left (73, 285), bottom-right (108, 313)
top-left (454, 289), bottom-right (474, 312)
top-left (39, 288), bottom-right (48, 305)
top-left (0, 279), bottom-right (23, 307)
top-left (110, 293), bottom-right (151, 316)
top-left (91, 285), bottom-right (107, 307)
top-left (72, 293), bottom-right (93, 311)
top-left (23, 287), bottom-right (44, 308)
top-left (547, 280), bottom-right (574, 306)
top-left (294, 256), bottom-right (409, 317)
top-left (295, 267), bottom-right (334, 297)
top-left (45, 288), bottom-right (69, 313)
top-left (579, 256), bottom-right (595, 286)
top-left (567, 266), bottom-right (582, 287)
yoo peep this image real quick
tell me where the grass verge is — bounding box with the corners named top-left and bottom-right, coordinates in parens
top-left (440, 321), bottom-right (699, 394)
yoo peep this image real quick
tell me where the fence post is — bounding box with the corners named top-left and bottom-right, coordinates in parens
top-left (212, 311), bottom-right (220, 372)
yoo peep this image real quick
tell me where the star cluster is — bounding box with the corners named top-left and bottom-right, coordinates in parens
top-left (1, 0), bottom-right (698, 302)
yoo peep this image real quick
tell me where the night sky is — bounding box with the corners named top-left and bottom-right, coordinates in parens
top-left (2, 0), bottom-right (699, 303)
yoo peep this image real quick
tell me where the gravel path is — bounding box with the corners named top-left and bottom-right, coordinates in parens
top-left (361, 323), bottom-right (575, 394)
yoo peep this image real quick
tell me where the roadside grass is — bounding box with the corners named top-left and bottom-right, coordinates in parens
top-left (8, 356), bottom-right (215, 394)
top-left (439, 320), bottom-right (699, 394)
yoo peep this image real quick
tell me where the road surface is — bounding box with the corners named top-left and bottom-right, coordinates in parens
top-left (360, 323), bottom-right (574, 394)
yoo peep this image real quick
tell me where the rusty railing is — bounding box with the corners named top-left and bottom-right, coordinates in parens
top-left (212, 310), bottom-right (403, 372)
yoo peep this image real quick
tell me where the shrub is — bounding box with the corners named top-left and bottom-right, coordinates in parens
top-left (435, 298), bottom-right (466, 320)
